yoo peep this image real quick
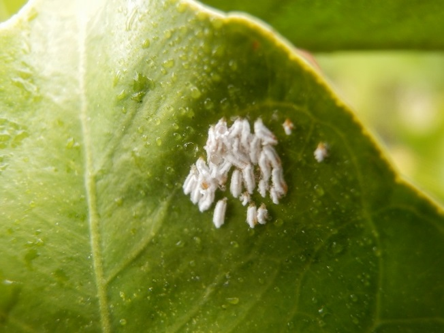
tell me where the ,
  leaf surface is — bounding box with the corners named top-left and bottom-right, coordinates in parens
top-left (0, 0), bottom-right (443, 332)
top-left (0, 0), bottom-right (28, 22)
top-left (201, 0), bottom-right (444, 52)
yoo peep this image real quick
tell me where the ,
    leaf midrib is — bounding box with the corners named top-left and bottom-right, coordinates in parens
top-left (1, 1), bottom-right (443, 331)
top-left (76, 10), bottom-right (111, 333)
